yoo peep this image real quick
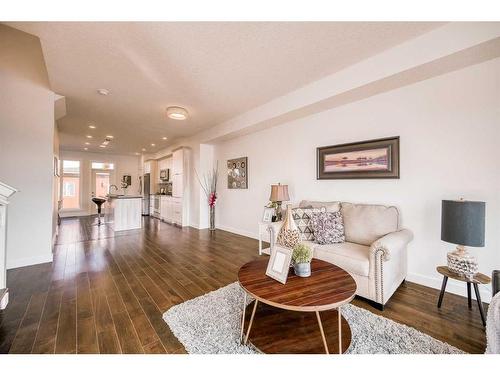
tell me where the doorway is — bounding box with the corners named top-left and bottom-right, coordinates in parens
top-left (91, 170), bottom-right (113, 214)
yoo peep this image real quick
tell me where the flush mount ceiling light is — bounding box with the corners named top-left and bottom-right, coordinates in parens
top-left (162, 137), bottom-right (168, 140)
top-left (151, 143), bottom-right (156, 147)
top-left (85, 142), bottom-right (90, 145)
top-left (166, 106), bottom-right (188, 120)
top-left (99, 145), bottom-right (106, 148)
top-left (97, 88), bottom-right (110, 96)
top-left (84, 148), bottom-right (88, 151)
top-left (88, 124), bottom-right (96, 129)
top-left (86, 135), bottom-right (93, 139)
top-left (106, 135), bottom-right (114, 139)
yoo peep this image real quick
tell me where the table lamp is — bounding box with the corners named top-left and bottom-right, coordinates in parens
top-left (441, 199), bottom-right (485, 279)
top-left (269, 183), bottom-right (290, 221)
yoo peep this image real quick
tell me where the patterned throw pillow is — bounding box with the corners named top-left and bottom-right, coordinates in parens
top-left (292, 207), bottom-right (324, 241)
top-left (311, 211), bottom-right (345, 245)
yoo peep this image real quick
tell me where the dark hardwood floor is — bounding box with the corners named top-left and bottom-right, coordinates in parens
top-left (0, 216), bottom-right (487, 354)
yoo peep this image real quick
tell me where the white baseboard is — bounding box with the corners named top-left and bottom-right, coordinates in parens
top-left (216, 224), bottom-right (259, 240)
top-left (7, 253), bottom-right (54, 270)
top-left (407, 271), bottom-right (492, 304)
top-left (59, 210), bottom-right (89, 218)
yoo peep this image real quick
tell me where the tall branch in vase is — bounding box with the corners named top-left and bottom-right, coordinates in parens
top-left (195, 162), bottom-right (219, 231)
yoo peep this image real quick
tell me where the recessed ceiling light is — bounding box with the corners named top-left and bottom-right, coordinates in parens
top-left (97, 89), bottom-right (110, 96)
top-left (86, 135), bottom-right (93, 139)
top-left (166, 106), bottom-right (188, 120)
top-left (106, 135), bottom-right (114, 139)
top-left (84, 147), bottom-right (88, 151)
top-left (134, 152), bottom-right (140, 156)
top-left (162, 137), bottom-right (168, 140)
top-left (151, 143), bottom-right (156, 147)
top-left (85, 142), bottom-right (90, 145)
top-left (99, 145), bottom-right (106, 148)
top-left (141, 148), bottom-right (146, 152)
top-left (88, 124), bottom-right (96, 129)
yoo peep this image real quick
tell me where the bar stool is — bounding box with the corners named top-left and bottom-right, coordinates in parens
top-left (91, 197), bottom-right (106, 225)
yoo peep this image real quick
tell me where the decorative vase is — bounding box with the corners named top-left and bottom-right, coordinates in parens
top-left (277, 204), bottom-right (300, 249)
top-left (209, 206), bottom-right (215, 231)
top-left (294, 262), bottom-right (311, 277)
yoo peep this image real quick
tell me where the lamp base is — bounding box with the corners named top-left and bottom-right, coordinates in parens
top-left (447, 245), bottom-right (478, 280)
top-left (275, 201), bottom-right (283, 221)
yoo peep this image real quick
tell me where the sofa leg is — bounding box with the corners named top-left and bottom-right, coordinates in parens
top-left (371, 301), bottom-right (385, 311)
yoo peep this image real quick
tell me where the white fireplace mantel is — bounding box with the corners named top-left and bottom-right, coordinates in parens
top-left (0, 181), bottom-right (19, 309)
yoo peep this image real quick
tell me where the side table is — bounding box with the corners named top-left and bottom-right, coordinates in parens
top-left (436, 266), bottom-right (491, 326)
top-left (257, 221), bottom-right (282, 255)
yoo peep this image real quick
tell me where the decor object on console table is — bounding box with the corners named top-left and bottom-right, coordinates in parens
top-left (277, 204), bottom-right (300, 249)
top-left (196, 162), bottom-right (219, 231)
top-left (269, 183), bottom-right (289, 221)
top-left (227, 157), bottom-right (247, 189)
top-left (265, 246), bottom-right (293, 284)
top-left (436, 265), bottom-right (490, 326)
top-left (292, 243), bottom-right (313, 277)
top-left (441, 199), bottom-right (485, 279)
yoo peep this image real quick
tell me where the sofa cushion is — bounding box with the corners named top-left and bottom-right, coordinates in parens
top-left (311, 211), bottom-right (345, 244)
top-left (313, 242), bottom-right (370, 277)
top-left (341, 202), bottom-right (399, 246)
top-left (299, 200), bottom-right (341, 212)
top-left (292, 207), bottom-right (324, 241)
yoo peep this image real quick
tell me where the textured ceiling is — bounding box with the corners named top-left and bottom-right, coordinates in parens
top-left (6, 22), bottom-right (443, 154)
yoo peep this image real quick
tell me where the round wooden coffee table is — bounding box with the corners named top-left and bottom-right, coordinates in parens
top-left (238, 258), bottom-right (357, 354)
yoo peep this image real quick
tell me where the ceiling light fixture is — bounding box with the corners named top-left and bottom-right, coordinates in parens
top-left (85, 142), bottom-right (90, 145)
top-left (134, 152), bottom-right (140, 156)
top-left (97, 88), bottom-right (110, 96)
top-left (162, 137), bottom-right (168, 140)
top-left (84, 148), bottom-right (88, 151)
top-left (106, 135), bottom-right (114, 139)
top-left (141, 148), bottom-right (146, 152)
top-left (88, 124), bottom-right (96, 129)
top-left (86, 135), bottom-right (93, 139)
top-left (166, 106), bottom-right (188, 120)
top-left (99, 145), bottom-right (106, 148)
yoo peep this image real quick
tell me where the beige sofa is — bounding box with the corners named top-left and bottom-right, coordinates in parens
top-left (270, 200), bottom-right (413, 309)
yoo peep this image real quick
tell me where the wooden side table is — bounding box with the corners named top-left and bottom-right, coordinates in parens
top-left (436, 266), bottom-right (491, 326)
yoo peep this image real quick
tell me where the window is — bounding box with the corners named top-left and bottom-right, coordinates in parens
top-left (91, 162), bottom-right (114, 170)
top-left (62, 160), bottom-right (80, 209)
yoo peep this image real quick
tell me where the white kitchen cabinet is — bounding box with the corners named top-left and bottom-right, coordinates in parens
top-left (172, 173), bottom-right (183, 198)
top-left (172, 149), bottom-right (184, 175)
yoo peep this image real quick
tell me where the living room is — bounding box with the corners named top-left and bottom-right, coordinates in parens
top-left (1, 0), bottom-right (499, 373)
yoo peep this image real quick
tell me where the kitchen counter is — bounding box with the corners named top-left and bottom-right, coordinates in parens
top-left (106, 195), bottom-right (142, 231)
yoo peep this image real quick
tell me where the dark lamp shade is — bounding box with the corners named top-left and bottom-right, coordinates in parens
top-left (441, 200), bottom-right (485, 247)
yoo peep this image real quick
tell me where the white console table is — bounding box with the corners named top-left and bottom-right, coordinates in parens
top-left (0, 181), bottom-right (19, 310)
top-left (257, 221), bottom-right (282, 255)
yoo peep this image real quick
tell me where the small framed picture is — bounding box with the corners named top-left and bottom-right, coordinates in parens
top-left (266, 246), bottom-right (292, 284)
top-left (262, 207), bottom-right (274, 222)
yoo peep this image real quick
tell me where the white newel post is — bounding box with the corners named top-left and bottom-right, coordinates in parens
top-left (0, 181), bottom-right (19, 310)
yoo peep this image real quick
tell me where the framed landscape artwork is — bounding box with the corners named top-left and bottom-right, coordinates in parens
top-left (317, 137), bottom-right (400, 179)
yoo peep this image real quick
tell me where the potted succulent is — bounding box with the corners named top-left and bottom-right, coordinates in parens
top-left (292, 243), bottom-right (313, 277)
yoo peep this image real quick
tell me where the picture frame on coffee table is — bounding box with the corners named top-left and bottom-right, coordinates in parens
top-left (265, 246), bottom-right (292, 284)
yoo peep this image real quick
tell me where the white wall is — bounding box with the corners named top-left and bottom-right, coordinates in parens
top-left (0, 25), bottom-right (55, 269)
top-left (214, 58), bottom-right (500, 302)
top-left (59, 150), bottom-right (141, 216)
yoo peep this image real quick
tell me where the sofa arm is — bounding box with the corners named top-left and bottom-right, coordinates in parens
top-left (370, 229), bottom-right (414, 261)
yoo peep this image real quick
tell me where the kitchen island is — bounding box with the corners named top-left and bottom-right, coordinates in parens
top-left (106, 195), bottom-right (142, 231)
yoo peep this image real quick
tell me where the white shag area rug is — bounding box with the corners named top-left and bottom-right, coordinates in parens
top-left (163, 282), bottom-right (464, 354)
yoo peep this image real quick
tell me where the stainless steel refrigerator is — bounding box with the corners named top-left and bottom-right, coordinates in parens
top-left (142, 173), bottom-right (150, 216)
